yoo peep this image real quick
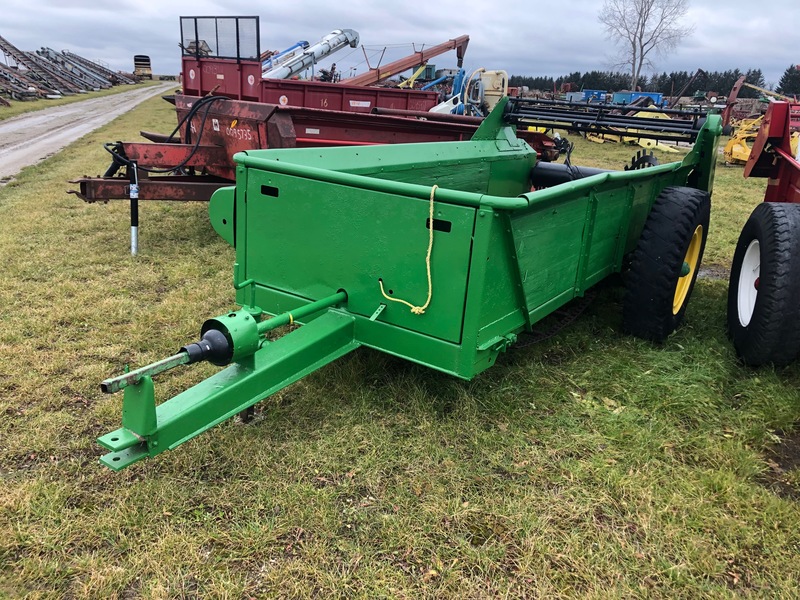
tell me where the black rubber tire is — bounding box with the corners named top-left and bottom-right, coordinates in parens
top-left (727, 202), bottom-right (800, 366)
top-left (623, 186), bottom-right (711, 342)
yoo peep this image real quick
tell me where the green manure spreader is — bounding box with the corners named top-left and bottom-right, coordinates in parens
top-left (98, 98), bottom-right (721, 470)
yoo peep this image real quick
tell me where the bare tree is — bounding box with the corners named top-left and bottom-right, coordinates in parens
top-left (599, 0), bottom-right (694, 90)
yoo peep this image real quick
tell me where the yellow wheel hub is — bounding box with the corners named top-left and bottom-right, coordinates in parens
top-left (673, 225), bottom-right (703, 314)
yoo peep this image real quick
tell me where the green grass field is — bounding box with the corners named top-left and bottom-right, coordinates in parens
top-left (0, 96), bottom-right (799, 599)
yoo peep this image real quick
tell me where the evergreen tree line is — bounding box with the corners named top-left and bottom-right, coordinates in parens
top-left (510, 65), bottom-right (800, 97)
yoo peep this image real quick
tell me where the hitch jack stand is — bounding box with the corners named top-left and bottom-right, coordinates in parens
top-left (129, 161), bottom-right (139, 256)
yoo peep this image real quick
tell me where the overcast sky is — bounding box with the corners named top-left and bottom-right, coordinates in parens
top-left (1, 0), bottom-right (797, 89)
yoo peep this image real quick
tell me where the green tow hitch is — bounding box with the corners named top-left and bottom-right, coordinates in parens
top-left (97, 291), bottom-right (357, 470)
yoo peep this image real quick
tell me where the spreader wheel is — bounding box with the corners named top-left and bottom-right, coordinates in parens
top-left (727, 202), bottom-right (800, 366)
top-left (623, 186), bottom-right (711, 342)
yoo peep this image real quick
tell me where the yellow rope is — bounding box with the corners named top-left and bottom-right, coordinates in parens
top-left (379, 184), bottom-right (438, 315)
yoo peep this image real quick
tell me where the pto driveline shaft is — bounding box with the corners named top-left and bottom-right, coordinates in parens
top-left (100, 291), bottom-right (348, 394)
top-left (100, 352), bottom-right (190, 394)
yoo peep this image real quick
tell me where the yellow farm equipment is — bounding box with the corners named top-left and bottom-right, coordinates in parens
top-left (724, 115), bottom-right (764, 164)
top-left (724, 114), bottom-right (799, 165)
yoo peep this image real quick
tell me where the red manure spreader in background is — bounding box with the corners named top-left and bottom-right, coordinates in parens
top-left (70, 16), bottom-right (557, 208)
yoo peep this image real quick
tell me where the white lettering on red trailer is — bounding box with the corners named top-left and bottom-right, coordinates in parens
top-left (225, 127), bottom-right (253, 141)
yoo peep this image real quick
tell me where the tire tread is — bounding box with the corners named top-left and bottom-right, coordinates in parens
top-left (623, 186), bottom-right (711, 342)
top-left (727, 202), bottom-right (800, 366)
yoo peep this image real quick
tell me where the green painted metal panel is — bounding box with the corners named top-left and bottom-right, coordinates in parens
top-left (209, 186), bottom-right (235, 246)
top-left (474, 212), bottom-right (527, 344)
top-left (243, 171), bottom-right (477, 344)
top-left (511, 194), bottom-right (589, 315)
top-left (239, 130), bottom-right (535, 197)
top-left (353, 317), bottom-right (467, 377)
top-left (581, 186), bottom-right (631, 285)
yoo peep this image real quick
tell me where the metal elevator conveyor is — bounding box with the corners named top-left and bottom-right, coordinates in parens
top-left (35, 47), bottom-right (110, 91)
top-left (0, 33), bottom-right (137, 99)
top-left (0, 34), bottom-right (71, 94)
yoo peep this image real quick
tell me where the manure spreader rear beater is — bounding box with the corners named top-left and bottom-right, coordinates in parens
top-left (97, 98), bottom-right (722, 470)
